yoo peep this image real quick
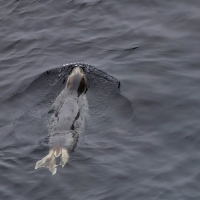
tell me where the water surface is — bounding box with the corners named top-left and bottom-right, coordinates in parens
top-left (0, 0), bottom-right (200, 199)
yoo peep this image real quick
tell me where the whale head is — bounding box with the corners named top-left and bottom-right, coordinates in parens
top-left (66, 67), bottom-right (87, 96)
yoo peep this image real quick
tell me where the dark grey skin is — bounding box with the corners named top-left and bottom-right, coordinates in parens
top-left (35, 67), bottom-right (88, 175)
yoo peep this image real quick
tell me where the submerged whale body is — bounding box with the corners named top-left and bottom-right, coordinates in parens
top-left (35, 67), bottom-right (89, 175)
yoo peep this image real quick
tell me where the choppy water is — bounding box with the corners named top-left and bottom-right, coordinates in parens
top-left (0, 0), bottom-right (200, 199)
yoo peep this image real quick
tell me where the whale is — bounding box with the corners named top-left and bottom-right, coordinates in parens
top-left (35, 67), bottom-right (89, 175)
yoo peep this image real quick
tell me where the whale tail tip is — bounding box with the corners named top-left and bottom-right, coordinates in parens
top-left (35, 148), bottom-right (69, 175)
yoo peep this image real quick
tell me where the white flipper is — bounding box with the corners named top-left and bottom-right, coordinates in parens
top-left (60, 148), bottom-right (69, 167)
top-left (35, 148), bottom-right (69, 175)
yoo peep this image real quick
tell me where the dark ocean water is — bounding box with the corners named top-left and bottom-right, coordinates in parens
top-left (0, 0), bottom-right (200, 199)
